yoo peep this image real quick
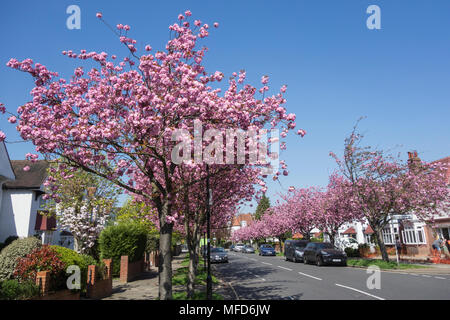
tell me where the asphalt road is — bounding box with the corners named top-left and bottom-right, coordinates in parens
top-left (213, 251), bottom-right (450, 300)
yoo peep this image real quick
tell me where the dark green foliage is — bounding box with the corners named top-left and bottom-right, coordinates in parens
top-left (50, 245), bottom-right (94, 291)
top-left (4, 236), bottom-right (19, 247)
top-left (99, 222), bottom-right (147, 276)
top-left (0, 237), bottom-right (42, 281)
top-left (146, 233), bottom-right (160, 252)
top-left (254, 194), bottom-right (271, 220)
top-left (0, 279), bottom-right (40, 300)
top-left (344, 247), bottom-right (360, 257)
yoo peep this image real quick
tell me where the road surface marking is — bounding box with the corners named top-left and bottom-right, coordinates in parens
top-left (335, 284), bottom-right (385, 300)
top-left (421, 275), bottom-right (431, 278)
top-left (262, 262), bottom-right (273, 266)
top-left (250, 258), bottom-right (257, 261)
top-left (298, 272), bottom-right (322, 281)
top-left (278, 266), bottom-right (293, 271)
top-left (434, 276), bottom-right (446, 280)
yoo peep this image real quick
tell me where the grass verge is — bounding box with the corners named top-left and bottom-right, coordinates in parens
top-left (347, 258), bottom-right (428, 270)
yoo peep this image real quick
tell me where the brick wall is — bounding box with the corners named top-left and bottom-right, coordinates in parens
top-left (120, 256), bottom-right (145, 283)
top-left (34, 270), bottom-right (80, 300)
top-left (86, 259), bottom-right (113, 299)
top-left (149, 251), bottom-right (159, 269)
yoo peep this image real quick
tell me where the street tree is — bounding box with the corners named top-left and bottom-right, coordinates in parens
top-left (2, 11), bottom-right (302, 298)
top-left (330, 124), bottom-right (450, 261)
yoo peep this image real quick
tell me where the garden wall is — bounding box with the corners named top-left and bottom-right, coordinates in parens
top-left (120, 255), bottom-right (144, 283)
top-left (86, 259), bottom-right (113, 299)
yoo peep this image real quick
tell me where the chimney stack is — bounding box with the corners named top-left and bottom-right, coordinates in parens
top-left (407, 150), bottom-right (421, 171)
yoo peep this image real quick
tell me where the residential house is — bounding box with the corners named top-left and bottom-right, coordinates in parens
top-left (230, 213), bottom-right (254, 234)
top-left (0, 143), bottom-right (74, 249)
top-left (335, 152), bottom-right (450, 261)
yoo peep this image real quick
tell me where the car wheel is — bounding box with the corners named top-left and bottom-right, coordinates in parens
top-left (303, 256), bottom-right (308, 264)
top-left (293, 256), bottom-right (298, 263)
top-left (342, 261), bottom-right (347, 267)
top-left (316, 256), bottom-right (323, 267)
top-left (285, 255), bottom-right (288, 261)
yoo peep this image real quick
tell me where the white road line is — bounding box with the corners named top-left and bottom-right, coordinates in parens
top-left (278, 266), bottom-right (293, 271)
top-left (261, 262), bottom-right (272, 266)
top-left (335, 284), bottom-right (385, 300)
top-left (298, 272), bottom-right (322, 281)
top-left (434, 276), bottom-right (446, 280)
top-left (250, 258), bottom-right (257, 261)
top-left (421, 275), bottom-right (431, 278)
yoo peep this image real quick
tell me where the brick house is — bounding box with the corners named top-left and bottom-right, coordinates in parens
top-left (335, 152), bottom-right (450, 261)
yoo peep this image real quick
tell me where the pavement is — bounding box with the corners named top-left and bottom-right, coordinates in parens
top-left (102, 253), bottom-right (235, 300)
top-left (213, 251), bottom-right (450, 300)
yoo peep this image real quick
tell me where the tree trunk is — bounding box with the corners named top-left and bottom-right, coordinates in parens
top-left (374, 227), bottom-right (389, 262)
top-left (158, 201), bottom-right (173, 300)
top-left (187, 245), bottom-right (197, 298)
top-left (329, 232), bottom-right (335, 246)
top-left (185, 221), bottom-right (199, 299)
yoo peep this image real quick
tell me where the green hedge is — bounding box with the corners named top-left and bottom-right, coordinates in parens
top-left (0, 279), bottom-right (40, 300)
top-left (0, 237), bottom-right (42, 281)
top-left (50, 245), bottom-right (98, 291)
top-left (99, 222), bottom-right (147, 276)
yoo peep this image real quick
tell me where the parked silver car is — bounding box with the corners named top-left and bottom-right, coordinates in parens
top-left (243, 245), bottom-right (255, 253)
top-left (234, 243), bottom-right (246, 252)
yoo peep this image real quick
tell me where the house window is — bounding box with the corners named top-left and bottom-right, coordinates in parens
top-left (402, 226), bottom-right (426, 245)
top-left (365, 234), bottom-right (374, 244)
top-left (382, 227), bottom-right (394, 245)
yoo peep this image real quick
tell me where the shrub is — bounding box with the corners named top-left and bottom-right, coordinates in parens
top-left (0, 237), bottom-right (42, 281)
top-left (345, 247), bottom-right (360, 257)
top-left (146, 233), bottom-right (160, 252)
top-left (4, 235), bottom-right (19, 247)
top-left (50, 245), bottom-right (95, 291)
top-left (99, 222), bottom-right (147, 276)
top-left (14, 245), bottom-right (66, 291)
top-left (0, 279), bottom-right (40, 300)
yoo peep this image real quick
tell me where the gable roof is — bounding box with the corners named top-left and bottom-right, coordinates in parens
top-left (3, 160), bottom-right (49, 189)
top-left (0, 141), bottom-right (15, 181)
top-left (342, 227), bottom-right (357, 235)
top-left (232, 213), bottom-right (253, 227)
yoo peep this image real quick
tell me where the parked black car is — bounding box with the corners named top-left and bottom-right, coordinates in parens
top-left (303, 242), bottom-right (347, 266)
top-left (210, 247), bottom-right (228, 263)
top-left (259, 244), bottom-right (276, 256)
top-left (284, 240), bottom-right (310, 262)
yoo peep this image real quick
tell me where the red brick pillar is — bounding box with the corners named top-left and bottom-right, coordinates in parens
top-left (103, 259), bottom-right (112, 280)
top-left (36, 271), bottom-right (51, 296)
top-left (87, 265), bottom-right (97, 285)
top-left (120, 256), bottom-right (129, 283)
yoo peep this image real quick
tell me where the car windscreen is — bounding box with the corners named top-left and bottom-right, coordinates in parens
top-left (316, 243), bottom-right (334, 249)
top-left (211, 248), bottom-right (225, 252)
top-left (294, 243), bottom-right (307, 248)
top-left (261, 245), bottom-right (273, 249)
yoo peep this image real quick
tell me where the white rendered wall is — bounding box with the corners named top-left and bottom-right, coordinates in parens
top-left (0, 190), bottom-right (35, 242)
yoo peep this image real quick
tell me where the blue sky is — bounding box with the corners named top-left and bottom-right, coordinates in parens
top-left (1, 1), bottom-right (449, 211)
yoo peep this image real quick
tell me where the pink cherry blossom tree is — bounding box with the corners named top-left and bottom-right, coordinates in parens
top-left (315, 174), bottom-right (363, 246)
top-left (1, 11), bottom-right (302, 299)
top-left (330, 124), bottom-right (450, 261)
